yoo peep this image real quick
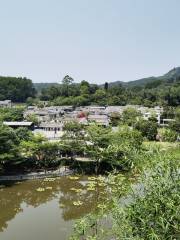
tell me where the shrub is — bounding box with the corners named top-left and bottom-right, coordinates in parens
top-left (135, 119), bottom-right (158, 141)
top-left (159, 128), bottom-right (178, 142)
top-left (113, 157), bottom-right (180, 239)
top-left (111, 125), bottom-right (143, 149)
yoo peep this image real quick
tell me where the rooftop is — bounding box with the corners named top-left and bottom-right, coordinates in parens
top-left (3, 121), bottom-right (33, 126)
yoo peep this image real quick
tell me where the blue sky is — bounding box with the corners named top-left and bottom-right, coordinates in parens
top-left (0, 0), bottom-right (180, 83)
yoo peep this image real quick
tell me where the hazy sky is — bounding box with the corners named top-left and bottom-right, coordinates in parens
top-left (0, 0), bottom-right (180, 83)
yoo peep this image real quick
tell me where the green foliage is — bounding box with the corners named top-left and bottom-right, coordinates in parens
top-left (0, 76), bottom-right (36, 102)
top-left (121, 108), bottom-right (142, 126)
top-left (159, 128), bottom-right (178, 142)
top-left (101, 144), bottom-right (140, 170)
top-left (62, 75), bottom-right (74, 85)
top-left (0, 124), bottom-right (21, 172)
top-left (109, 112), bottom-right (121, 126)
top-left (53, 95), bottom-right (90, 107)
top-left (93, 89), bottom-right (107, 105)
top-left (135, 119), bottom-right (158, 141)
top-left (85, 125), bottom-right (142, 172)
top-left (104, 82), bottom-right (109, 91)
top-left (25, 114), bottom-right (39, 125)
top-left (169, 120), bottom-right (180, 133)
top-left (112, 152), bottom-right (180, 240)
top-left (60, 121), bottom-right (86, 162)
top-left (111, 125), bottom-right (143, 149)
top-left (0, 108), bottom-right (24, 122)
top-left (20, 134), bottom-right (61, 169)
top-left (87, 124), bottom-right (111, 149)
top-left (38, 67), bottom-right (180, 107)
top-left (71, 146), bottom-right (180, 240)
top-left (15, 127), bottom-right (33, 141)
top-left (63, 121), bottom-right (84, 138)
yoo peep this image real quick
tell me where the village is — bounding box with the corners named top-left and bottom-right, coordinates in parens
top-left (0, 99), bottom-right (174, 141)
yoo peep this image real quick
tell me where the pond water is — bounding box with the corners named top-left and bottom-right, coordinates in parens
top-left (0, 176), bottom-right (106, 240)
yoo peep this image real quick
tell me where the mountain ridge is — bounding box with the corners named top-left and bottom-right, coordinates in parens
top-left (33, 66), bottom-right (180, 90)
top-left (107, 67), bottom-right (180, 87)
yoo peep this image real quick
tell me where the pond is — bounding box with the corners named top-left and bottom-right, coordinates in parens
top-left (0, 176), bottom-right (107, 240)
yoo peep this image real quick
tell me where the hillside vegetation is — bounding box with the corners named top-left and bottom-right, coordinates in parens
top-left (0, 67), bottom-right (180, 106)
top-left (0, 77), bottom-right (35, 102)
top-left (38, 68), bottom-right (180, 107)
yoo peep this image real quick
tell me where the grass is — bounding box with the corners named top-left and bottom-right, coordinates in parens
top-left (143, 141), bottom-right (179, 149)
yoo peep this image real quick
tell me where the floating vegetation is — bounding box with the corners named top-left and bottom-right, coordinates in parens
top-left (87, 182), bottom-right (96, 188)
top-left (46, 186), bottom-right (53, 190)
top-left (44, 178), bottom-right (56, 182)
top-left (87, 187), bottom-right (95, 191)
top-left (73, 201), bottom-right (83, 206)
top-left (98, 182), bottom-right (106, 187)
top-left (133, 174), bottom-right (140, 178)
top-left (87, 181), bottom-right (96, 191)
top-left (75, 189), bottom-right (83, 193)
top-left (88, 176), bottom-right (97, 181)
top-left (60, 203), bottom-right (65, 208)
top-left (98, 176), bottom-right (106, 182)
top-left (36, 187), bottom-right (45, 192)
top-left (69, 176), bottom-right (79, 180)
top-left (70, 188), bottom-right (83, 193)
top-left (97, 203), bottom-right (107, 210)
top-left (111, 189), bottom-right (118, 193)
top-left (14, 207), bottom-right (22, 212)
top-left (129, 177), bottom-right (136, 182)
top-left (109, 181), bottom-right (116, 185)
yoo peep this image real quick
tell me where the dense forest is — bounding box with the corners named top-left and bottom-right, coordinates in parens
top-left (39, 67), bottom-right (180, 107)
top-left (0, 77), bottom-right (36, 102)
top-left (0, 67), bottom-right (180, 106)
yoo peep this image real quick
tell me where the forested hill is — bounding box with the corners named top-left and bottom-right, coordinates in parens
top-left (34, 83), bottom-right (59, 92)
top-left (108, 67), bottom-right (180, 87)
top-left (33, 67), bottom-right (180, 90)
top-left (0, 66), bottom-right (179, 105)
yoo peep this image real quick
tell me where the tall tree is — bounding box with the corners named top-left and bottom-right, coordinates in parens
top-left (61, 75), bottom-right (74, 97)
top-left (104, 82), bottom-right (109, 92)
top-left (0, 77), bottom-right (36, 102)
top-left (0, 125), bottom-right (20, 172)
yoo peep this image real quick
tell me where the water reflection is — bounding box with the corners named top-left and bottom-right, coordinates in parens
top-left (0, 176), bottom-right (106, 238)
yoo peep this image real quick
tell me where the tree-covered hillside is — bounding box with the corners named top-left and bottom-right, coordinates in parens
top-left (0, 67), bottom-right (180, 106)
top-left (0, 76), bottom-right (36, 102)
top-left (106, 67), bottom-right (180, 88)
top-left (39, 71), bottom-right (180, 107)
top-left (34, 83), bottom-right (59, 93)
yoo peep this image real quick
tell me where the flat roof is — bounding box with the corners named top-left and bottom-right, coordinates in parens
top-left (3, 121), bottom-right (33, 126)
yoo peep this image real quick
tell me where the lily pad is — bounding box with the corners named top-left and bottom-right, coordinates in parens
top-left (46, 186), bottom-right (53, 190)
top-left (73, 201), bottom-right (83, 206)
top-left (69, 176), bottom-right (79, 180)
top-left (44, 178), bottom-right (56, 182)
top-left (36, 187), bottom-right (45, 192)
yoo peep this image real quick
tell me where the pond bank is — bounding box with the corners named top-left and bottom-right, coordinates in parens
top-left (0, 167), bottom-right (74, 181)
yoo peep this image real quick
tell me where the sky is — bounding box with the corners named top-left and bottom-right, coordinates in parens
top-left (0, 0), bottom-right (180, 84)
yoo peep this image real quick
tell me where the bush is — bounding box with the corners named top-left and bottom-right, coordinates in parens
top-left (159, 128), bottom-right (178, 142)
top-left (169, 120), bottom-right (180, 133)
top-left (111, 125), bottom-right (143, 149)
top-left (135, 119), bottom-right (158, 141)
top-left (121, 108), bottom-right (142, 126)
top-left (113, 157), bottom-right (180, 239)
